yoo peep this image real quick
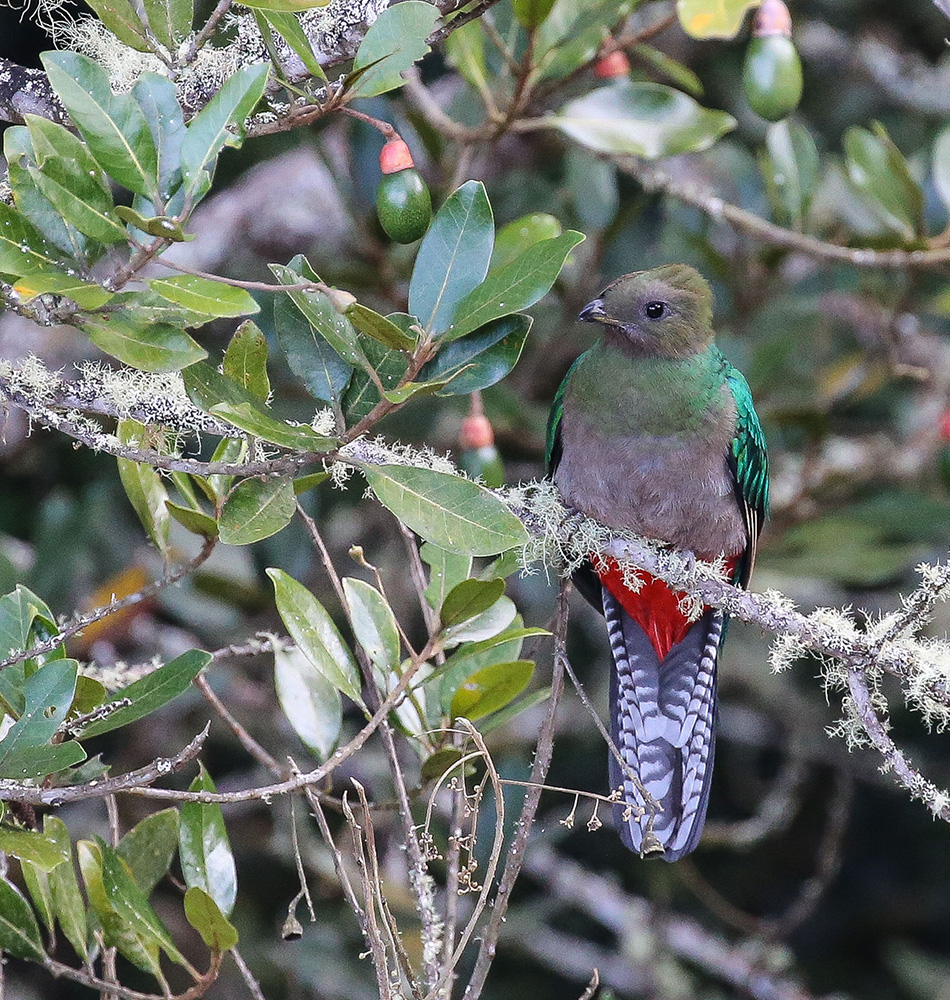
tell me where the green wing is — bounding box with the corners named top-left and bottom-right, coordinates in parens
top-left (546, 352), bottom-right (586, 473)
top-left (724, 359), bottom-right (769, 587)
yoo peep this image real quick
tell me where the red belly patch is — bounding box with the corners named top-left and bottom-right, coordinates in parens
top-left (596, 555), bottom-right (738, 661)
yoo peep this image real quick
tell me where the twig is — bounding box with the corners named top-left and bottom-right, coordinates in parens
top-left (194, 674), bottom-right (283, 773)
top-left (619, 158), bottom-right (950, 270)
top-left (229, 948), bottom-right (267, 1000)
top-left (0, 727), bottom-right (208, 806)
top-left (0, 537), bottom-right (217, 673)
top-left (461, 580), bottom-right (567, 999)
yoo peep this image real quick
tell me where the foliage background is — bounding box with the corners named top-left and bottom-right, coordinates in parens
top-left (2, 0), bottom-right (950, 998)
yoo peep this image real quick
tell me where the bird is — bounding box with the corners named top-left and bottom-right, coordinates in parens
top-left (546, 264), bottom-right (768, 861)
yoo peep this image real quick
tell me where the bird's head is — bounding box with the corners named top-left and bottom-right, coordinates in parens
top-left (579, 264), bottom-right (715, 359)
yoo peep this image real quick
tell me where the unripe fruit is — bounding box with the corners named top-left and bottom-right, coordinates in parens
top-left (743, 35), bottom-right (802, 121)
top-left (743, 0), bottom-right (802, 122)
top-left (376, 168), bottom-right (432, 244)
top-left (594, 50), bottom-right (631, 79)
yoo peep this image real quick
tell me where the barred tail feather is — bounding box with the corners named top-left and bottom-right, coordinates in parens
top-left (604, 586), bottom-right (722, 861)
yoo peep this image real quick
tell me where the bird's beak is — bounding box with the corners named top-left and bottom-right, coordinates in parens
top-left (578, 298), bottom-right (607, 323)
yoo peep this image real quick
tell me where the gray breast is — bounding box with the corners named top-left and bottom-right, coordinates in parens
top-left (554, 418), bottom-right (746, 557)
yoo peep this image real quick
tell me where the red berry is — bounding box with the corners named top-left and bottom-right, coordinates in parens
top-left (380, 138), bottom-right (414, 175)
top-left (459, 414), bottom-right (494, 450)
top-left (940, 411), bottom-right (950, 442)
top-left (594, 50), bottom-right (631, 79)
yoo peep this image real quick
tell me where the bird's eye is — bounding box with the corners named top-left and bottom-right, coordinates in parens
top-left (643, 301), bottom-right (668, 320)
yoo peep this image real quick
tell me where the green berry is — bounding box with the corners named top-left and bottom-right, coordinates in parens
top-left (743, 35), bottom-right (803, 122)
top-left (376, 168), bottom-right (432, 244)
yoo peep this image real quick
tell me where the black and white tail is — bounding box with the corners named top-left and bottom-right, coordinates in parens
top-left (603, 586), bottom-right (722, 861)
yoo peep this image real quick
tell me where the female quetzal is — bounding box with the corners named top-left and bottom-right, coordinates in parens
top-left (546, 265), bottom-right (768, 860)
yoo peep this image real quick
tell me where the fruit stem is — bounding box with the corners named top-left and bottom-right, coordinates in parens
top-left (338, 106), bottom-right (399, 141)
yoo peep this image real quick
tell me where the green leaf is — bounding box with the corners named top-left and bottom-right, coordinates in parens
top-left (0, 202), bottom-right (66, 278)
top-left (293, 471), bottom-right (330, 494)
top-left (12, 268), bottom-right (112, 309)
top-left (513, 0), bottom-right (557, 29)
top-left (20, 861), bottom-right (54, 936)
top-left (270, 260), bottom-right (367, 368)
top-left (421, 747), bottom-right (464, 783)
top-left (445, 19), bottom-right (488, 92)
top-left (760, 119), bottom-right (820, 231)
top-left (0, 825), bottom-right (70, 871)
top-left (274, 290), bottom-right (353, 404)
top-left (184, 887), bottom-right (239, 951)
top-left (180, 766), bottom-right (237, 917)
top-left (179, 63), bottom-right (269, 200)
top-left (421, 543), bottom-right (471, 611)
top-left (0, 585), bottom-right (63, 665)
top-left (361, 464), bottom-right (529, 556)
top-left (492, 213), bottom-right (562, 270)
top-left (440, 579), bottom-right (505, 627)
top-left (118, 809), bottom-right (180, 897)
top-left (480, 686), bottom-right (552, 732)
top-left (443, 595), bottom-right (517, 648)
top-left (210, 401), bottom-right (336, 452)
top-left (450, 660), bottom-right (534, 721)
top-left (143, 0), bottom-right (192, 48)
top-left (98, 837), bottom-right (188, 966)
top-left (40, 816), bottom-right (90, 959)
top-left (41, 52), bottom-right (159, 199)
top-left (77, 649), bottom-right (212, 738)
top-left (843, 123), bottom-right (924, 240)
top-left (117, 419), bottom-right (171, 555)
top-left (81, 311), bottom-right (206, 373)
top-left (4, 125), bottom-right (93, 261)
top-left (224, 320), bottom-right (271, 399)
top-left (205, 436), bottom-right (248, 502)
top-left (274, 645), bottom-right (342, 759)
top-left (534, 0), bottom-right (633, 82)
top-left (549, 81), bottom-right (736, 158)
top-left (132, 73), bottom-right (186, 202)
top-left (409, 180), bottom-right (495, 334)
top-left (342, 339), bottom-right (408, 422)
top-left (350, 1), bottom-right (440, 97)
top-left (932, 126), bottom-right (950, 214)
top-left (631, 43), bottom-right (703, 97)
top-left (24, 115), bottom-right (128, 243)
top-left (421, 314), bottom-right (531, 396)
top-left (0, 878), bottom-right (46, 961)
top-left (443, 231), bottom-right (583, 341)
top-left (242, 0), bottom-right (328, 9)
top-left (149, 275), bottom-right (261, 318)
top-left (78, 840), bottom-right (162, 975)
top-left (183, 357), bottom-right (265, 410)
top-left (343, 578), bottom-right (400, 673)
top-left (266, 569), bottom-right (363, 704)
top-left (219, 476), bottom-right (296, 545)
top-left (677, 0), bottom-right (757, 38)
top-left (0, 659), bottom-right (79, 779)
top-left (346, 303), bottom-right (416, 351)
top-left (166, 501), bottom-right (219, 538)
top-left (83, 0), bottom-right (153, 50)
top-left (254, 10), bottom-right (327, 80)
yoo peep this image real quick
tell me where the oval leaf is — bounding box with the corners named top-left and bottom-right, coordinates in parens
top-left (361, 464), bottom-right (528, 556)
top-left (184, 886), bottom-right (239, 951)
top-left (450, 659), bottom-right (535, 721)
top-left (266, 569), bottom-right (363, 704)
top-left (274, 645), bottom-right (343, 759)
top-left (408, 180), bottom-right (495, 335)
top-left (180, 766), bottom-right (237, 917)
top-left (0, 878), bottom-right (46, 961)
top-left (219, 477), bottom-right (296, 545)
top-left (343, 578), bottom-right (401, 673)
top-left (550, 81), bottom-right (736, 158)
